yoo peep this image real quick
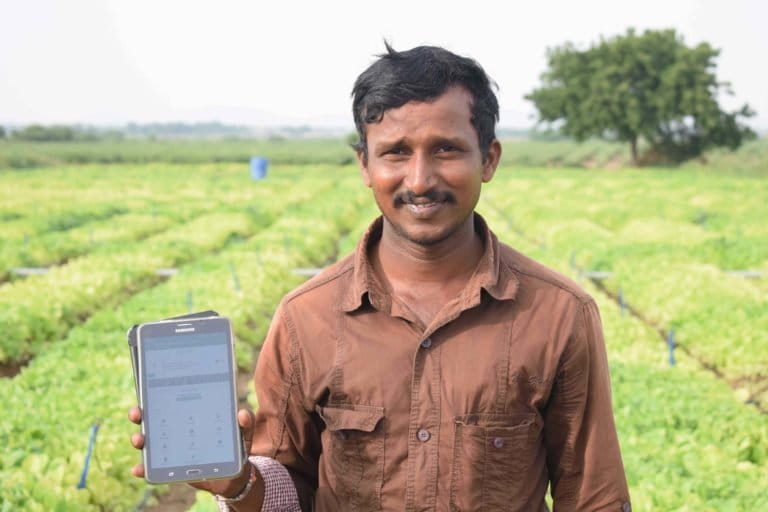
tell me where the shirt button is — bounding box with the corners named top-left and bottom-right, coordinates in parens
top-left (492, 437), bottom-right (505, 449)
top-left (420, 338), bottom-right (432, 349)
top-left (416, 429), bottom-right (431, 442)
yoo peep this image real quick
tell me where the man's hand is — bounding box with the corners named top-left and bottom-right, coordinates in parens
top-left (128, 407), bottom-right (258, 498)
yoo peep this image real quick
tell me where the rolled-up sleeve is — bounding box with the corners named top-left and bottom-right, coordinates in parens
top-left (544, 298), bottom-right (631, 511)
top-left (249, 300), bottom-right (321, 511)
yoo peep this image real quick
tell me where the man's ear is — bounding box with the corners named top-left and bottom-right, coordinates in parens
top-left (357, 148), bottom-right (372, 187)
top-left (482, 139), bottom-right (502, 183)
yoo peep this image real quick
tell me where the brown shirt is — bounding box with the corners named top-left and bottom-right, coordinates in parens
top-left (251, 214), bottom-right (631, 511)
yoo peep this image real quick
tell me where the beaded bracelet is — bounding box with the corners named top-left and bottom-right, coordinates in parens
top-left (217, 463), bottom-right (257, 504)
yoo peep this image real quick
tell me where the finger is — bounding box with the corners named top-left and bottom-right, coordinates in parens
top-left (128, 406), bottom-right (142, 424)
top-left (238, 409), bottom-right (256, 454)
top-left (131, 463), bottom-right (145, 478)
top-left (131, 432), bottom-right (145, 449)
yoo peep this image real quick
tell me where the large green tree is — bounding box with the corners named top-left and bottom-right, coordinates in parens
top-left (526, 29), bottom-right (755, 165)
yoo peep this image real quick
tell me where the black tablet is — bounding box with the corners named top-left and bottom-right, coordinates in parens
top-left (136, 315), bottom-right (243, 484)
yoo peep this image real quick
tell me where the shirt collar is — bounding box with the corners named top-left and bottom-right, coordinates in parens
top-left (340, 213), bottom-right (519, 313)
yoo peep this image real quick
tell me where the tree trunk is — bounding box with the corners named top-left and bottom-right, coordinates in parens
top-left (630, 136), bottom-right (639, 166)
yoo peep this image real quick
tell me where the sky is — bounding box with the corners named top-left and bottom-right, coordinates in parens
top-left (1, 0), bottom-right (766, 129)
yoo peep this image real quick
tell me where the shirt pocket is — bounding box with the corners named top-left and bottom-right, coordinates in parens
top-left (449, 412), bottom-right (543, 512)
top-left (316, 404), bottom-right (385, 512)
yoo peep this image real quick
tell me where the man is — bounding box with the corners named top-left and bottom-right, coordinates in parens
top-left (130, 43), bottom-right (631, 511)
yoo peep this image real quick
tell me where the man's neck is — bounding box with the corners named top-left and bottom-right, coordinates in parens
top-left (372, 215), bottom-right (484, 287)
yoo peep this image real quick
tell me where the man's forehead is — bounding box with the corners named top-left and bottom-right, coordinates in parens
top-left (384, 85), bottom-right (473, 118)
top-left (367, 86), bottom-right (475, 141)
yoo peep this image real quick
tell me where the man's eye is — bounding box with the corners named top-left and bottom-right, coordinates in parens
top-left (436, 144), bottom-right (458, 153)
top-left (384, 147), bottom-right (407, 156)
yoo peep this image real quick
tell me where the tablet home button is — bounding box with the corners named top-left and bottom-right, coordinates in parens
top-left (186, 469), bottom-right (201, 476)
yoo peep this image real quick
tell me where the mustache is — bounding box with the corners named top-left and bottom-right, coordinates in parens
top-left (394, 189), bottom-right (455, 206)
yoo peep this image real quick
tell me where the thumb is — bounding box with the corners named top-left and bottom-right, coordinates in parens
top-left (237, 409), bottom-right (256, 457)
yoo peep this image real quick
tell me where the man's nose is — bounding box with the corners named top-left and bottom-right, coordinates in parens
top-left (403, 152), bottom-right (437, 195)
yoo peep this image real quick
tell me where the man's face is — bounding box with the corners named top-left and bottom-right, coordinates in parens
top-left (357, 85), bottom-right (501, 247)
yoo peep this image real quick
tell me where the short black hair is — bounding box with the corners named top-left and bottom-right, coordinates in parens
top-left (351, 42), bottom-right (499, 163)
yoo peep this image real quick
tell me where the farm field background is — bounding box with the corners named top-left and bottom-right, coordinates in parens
top-left (0, 138), bottom-right (767, 511)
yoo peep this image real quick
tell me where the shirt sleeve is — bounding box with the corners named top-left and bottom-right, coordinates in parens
top-left (248, 299), bottom-right (322, 511)
top-left (215, 456), bottom-right (301, 512)
top-left (544, 298), bottom-right (632, 512)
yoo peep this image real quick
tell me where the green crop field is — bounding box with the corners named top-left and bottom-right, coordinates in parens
top-left (1, 139), bottom-right (766, 511)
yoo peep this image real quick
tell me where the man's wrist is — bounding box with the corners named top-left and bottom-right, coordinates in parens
top-left (218, 462), bottom-right (257, 502)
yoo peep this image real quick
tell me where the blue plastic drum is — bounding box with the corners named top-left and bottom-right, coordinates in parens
top-left (250, 157), bottom-right (268, 180)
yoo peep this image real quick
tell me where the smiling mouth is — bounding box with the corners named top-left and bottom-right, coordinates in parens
top-left (404, 201), bottom-right (445, 217)
top-left (407, 201), bottom-right (439, 209)
top-left (394, 190), bottom-right (454, 218)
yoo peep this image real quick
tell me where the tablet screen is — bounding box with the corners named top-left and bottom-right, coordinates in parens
top-left (142, 331), bottom-right (237, 469)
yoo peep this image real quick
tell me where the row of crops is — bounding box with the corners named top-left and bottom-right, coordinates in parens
top-left (1, 160), bottom-right (766, 510)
